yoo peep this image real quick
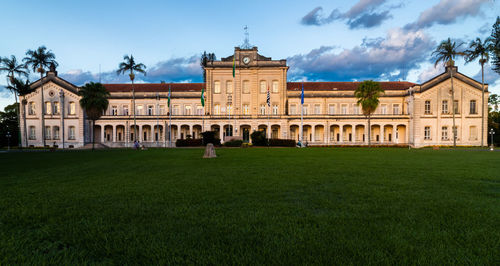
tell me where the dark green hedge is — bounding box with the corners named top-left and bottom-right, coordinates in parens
top-left (224, 140), bottom-right (243, 147)
top-left (269, 139), bottom-right (296, 147)
top-left (175, 139), bottom-right (203, 147)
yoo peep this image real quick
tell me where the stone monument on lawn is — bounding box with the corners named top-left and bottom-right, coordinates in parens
top-left (203, 143), bottom-right (217, 158)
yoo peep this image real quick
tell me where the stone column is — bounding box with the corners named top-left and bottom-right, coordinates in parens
top-left (393, 125), bottom-right (396, 144)
top-left (100, 125), bottom-right (105, 143)
top-left (353, 126), bottom-right (357, 144)
top-left (177, 125), bottom-right (182, 140)
top-left (139, 125), bottom-right (143, 141)
top-left (189, 125), bottom-right (193, 138)
top-left (312, 125), bottom-right (316, 142)
top-left (365, 124), bottom-right (369, 144)
top-left (219, 124), bottom-right (224, 141)
top-left (339, 125), bottom-right (344, 143)
top-left (381, 126), bottom-right (385, 143)
top-left (112, 125), bottom-right (116, 142)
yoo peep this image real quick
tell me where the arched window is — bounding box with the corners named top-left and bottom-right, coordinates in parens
top-left (242, 80), bottom-right (250, 94)
top-left (214, 81), bottom-right (221, 94)
top-left (272, 80), bottom-right (279, 93)
top-left (226, 81), bottom-right (233, 94)
top-left (260, 80), bottom-right (266, 93)
top-left (28, 102), bottom-right (36, 115)
top-left (45, 102), bottom-right (52, 115)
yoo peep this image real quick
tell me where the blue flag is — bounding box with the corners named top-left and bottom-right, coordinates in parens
top-left (301, 83), bottom-right (304, 105)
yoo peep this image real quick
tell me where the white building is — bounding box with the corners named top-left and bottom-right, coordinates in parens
top-left (19, 46), bottom-right (489, 148)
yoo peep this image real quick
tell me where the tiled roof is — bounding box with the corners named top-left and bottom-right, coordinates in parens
top-left (287, 81), bottom-right (415, 91)
top-left (103, 81), bottom-right (415, 93)
top-left (104, 83), bottom-right (203, 93)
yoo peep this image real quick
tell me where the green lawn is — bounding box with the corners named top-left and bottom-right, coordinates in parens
top-left (0, 148), bottom-right (499, 264)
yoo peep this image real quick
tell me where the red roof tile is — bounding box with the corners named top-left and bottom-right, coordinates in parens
top-left (287, 82), bottom-right (415, 91)
top-left (104, 83), bottom-right (203, 93)
top-left (103, 81), bottom-right (415, 93)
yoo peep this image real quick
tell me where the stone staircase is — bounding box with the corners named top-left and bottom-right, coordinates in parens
top-left (81, 143), bottom-right (110, 149)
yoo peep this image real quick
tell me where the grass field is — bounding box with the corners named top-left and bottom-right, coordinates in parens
top-left (0, 148), bottom-right (499, 264)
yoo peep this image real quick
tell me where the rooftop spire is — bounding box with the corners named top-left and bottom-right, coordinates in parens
top-left (240, 25), bottom-right (252, 49)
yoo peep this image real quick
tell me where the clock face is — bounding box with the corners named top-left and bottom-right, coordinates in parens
top-left (242, 56), bottom-right (250, 64)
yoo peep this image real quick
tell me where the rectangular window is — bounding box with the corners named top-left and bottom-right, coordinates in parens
top-left (469, 100), bottom-right (477, 114)
top-left (424, 100), bottom-right (431, 114)
top-left (454, 100), bottom-right (459, 114)
top-left (260, 80), bottom-right (266, 93)
top-left (136, 105), bottom-right (143, 115)
top-left (243, 104), bottom-right (250, 115)
top-left (147, 105), bottom-right (154, 116)
top-left (353, 104), bottom-right (359, 115)
top-left (53, 102), bottom-right (60, 115)
top-left (303, 104), bottom-right (308, 115)
top-left (441, 126), bottom-right (448, 140)
top-left (227, 104), bottom-right (233, 115)
top-left (28, 102), bottom-right (36, 115)
top-left (424, 126), bottom-right (431, 140)
top-left (393, 104), bottom-right (400, 115)
top-left (45, 126), bottom-right (51, 140)
top-left (260, 104), bottom-right (266, 115)
top-left (272, 81), bottom-right (278, 93)
top-left (328, 104), bottom-right (335, 115)
top-left (69, 102), bottom-right (76, 115)
top-left (341, 104), bottom-right (347, 114)
top-left (53, 126), bottom-right (60, 140)
top-left (226, 81), bottom-right (233, 94)
top-left (214, 104), bottom-right (220, 115)
top-left (314, 104), bottom-right (320, 115)
top-left (123, 105), bottom-right (129, 116)
top-left (290, 104), bottom-right (297, 115)
top-left (442, 100), bottom-right (448, 114)
top-left (69, 126), bottom-right (75, 140)
top-left (184, 106), bottom-right (191, 115)
top-left (160, 105), bottom-right (166, 115)
top-left (173, 105), bottom-right (179, 115)
top-left (196, 105), bottom-right (203, 115)
top-left (29, 126), bottom-right (36, 140)
top-left (45, 102), bottom-right (52, 115)
top-left (111, 106), bottom-right (118, 116)
top-left (381, 104), bottom-right (387, 115)
top-left (214, 81), bottom-right (221, 94)
top-left (243, 80), bottom-right (250, 94)
top-left (272, 104), bottom-right (278, 115)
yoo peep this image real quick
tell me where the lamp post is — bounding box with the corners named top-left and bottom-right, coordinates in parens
top-left (6, 131), bottom-right (11, 151)
top-left (489, 128), bottom-right (495, 151)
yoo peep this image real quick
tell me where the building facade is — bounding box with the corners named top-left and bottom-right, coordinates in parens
top-left (19, 46), bottom-right (489, 148)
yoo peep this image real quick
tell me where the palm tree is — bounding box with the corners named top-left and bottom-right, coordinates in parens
top-left (0, 55), bottom-right (29, 148)
top-left (6, 77), bottom-right (34, 147)
top-left (465, 37), bottom-right (493, 148)
top-left (79, 82), bottom-right (110, 150)
top-left (432, 38), bottom-right (465, 148)
top-left (23, 46), bottom-right (58, 147)
top-left (116, 55), bottom-right (146, 142)
top-left (489, 94), bottom-right (499, 112)
top-left (355, 80), bottom-right (384, 147)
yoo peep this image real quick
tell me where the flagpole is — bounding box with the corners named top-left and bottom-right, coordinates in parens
top-left (156, 92), bottom-right (159, 147)
top-left (300, 82), bottom-right (304, 147)
top-left (168, 84), bottom-right (172, 148)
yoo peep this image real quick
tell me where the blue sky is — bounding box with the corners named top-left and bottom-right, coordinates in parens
top-left (1, 0), bottom-right (499, 109)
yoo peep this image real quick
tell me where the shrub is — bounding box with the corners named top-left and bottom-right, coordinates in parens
top-left (269, 139), bottom-right (296, 147)
top-left (250, 130), bottom-right (268, 146)
top-left (175, 139), bottom-right (203, 147)
top-left (201, 131), bottom-right (221, 146)
top-left (224, 140), bottom-right (243, 147)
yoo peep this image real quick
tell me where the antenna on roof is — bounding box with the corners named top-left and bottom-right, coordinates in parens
top-left (241, 25), bottom-right (252, 49)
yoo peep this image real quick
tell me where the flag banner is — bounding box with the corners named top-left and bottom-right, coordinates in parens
top-left (168, 85), bottom-right (171, 108)
top-left (267, 87), bottom-right (271, 107)
top-left (201, 87), bottom-right (205, 107)
top-left (301, 83), bottom-right (304, 105)
top-left (232, 56), bottom-right (236, 78)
